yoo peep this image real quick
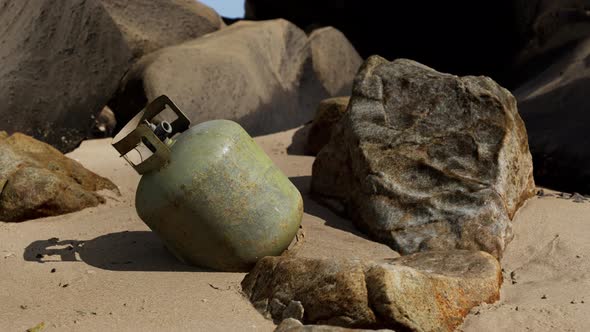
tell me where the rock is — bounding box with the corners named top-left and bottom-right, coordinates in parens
top-left (305, 97), bottom-right (350, 155)
top-left (245, 1), bottom-right (526, 83)
top-left (311, 57), bottom-right (535, 258)
top-left (572, 193), bottom-right (587, 203)
top-left (282, 301), bottom-right (305, 321)
top-left (275, 318), bottom-right (393, 332)
top-left (0, 0), bottom-right (132, 152)
top-left (91, 107), bottom-right (117, 138)
top-left (0, 133), bottom-right (117, 222)
top-left (110, 20), bottom-right (361, 137)
top-left (242, 251), bottom-right (501, 331)
top-left (99, 0), bottom-right (225, 59)
top-left (515, 38), bottom-right (590, 193)
top-left (307, 28), bottom-right (362, 97)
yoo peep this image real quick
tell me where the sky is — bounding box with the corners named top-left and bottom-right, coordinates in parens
top-left (199, 0), bottom-right (244, 18)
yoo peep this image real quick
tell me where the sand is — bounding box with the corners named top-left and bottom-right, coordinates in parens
top-left (0, 127), bottom-right (588, 331)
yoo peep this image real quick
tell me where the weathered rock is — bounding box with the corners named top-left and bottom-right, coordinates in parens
top-left (99, 0), bottom-right (224, 59)
top-left (311, 57), bottom-right (535, 258)
top-left (0, 0), bottom-right (132, 152)
top-left (90, 106), bottom-right (117, 138)
top-left (305, 97), bottom-right (349, 155)
top-left (0, 133), bottom-right (117, 222)
top-left (242, 251), bottom-right (501, 331)
top-left (307, 28), bottom-right (362, 97)
top-left (110, 20), bottom-right (361, 137)
top-left (275, 318), bottom-right (394, 332)
top-left (515, 38), bottom-right (590, 193)
top-left (282, 301), bottom-right (305, 321)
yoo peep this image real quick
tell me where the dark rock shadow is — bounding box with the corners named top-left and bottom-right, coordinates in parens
top-left (286, 123), bottom-right (313, 156)
top-left (519, 76), bottom-right (590, 194)
top-left (289, 175), bottom-right (371, 239)
top-left (23, 231), bottom-right (208, 272)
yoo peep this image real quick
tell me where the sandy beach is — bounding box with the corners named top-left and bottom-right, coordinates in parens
top-left (1, 127), bottom-right (588, 331)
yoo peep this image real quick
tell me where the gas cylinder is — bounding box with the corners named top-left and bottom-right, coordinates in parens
top-left (112, 96), bottom-right (303, 271)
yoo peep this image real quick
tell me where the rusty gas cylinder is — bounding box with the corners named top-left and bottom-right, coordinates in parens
top-left (113, 96), bottom-right (303, 271)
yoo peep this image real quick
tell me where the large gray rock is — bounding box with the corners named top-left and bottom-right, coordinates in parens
top-left (242, 251), bottom-right (501, 331)
top-left (0, 132), bottom-right (117, 222)
top-left (312, 57), bottom-right (535, 258)
top-left (0, 0), bottom-right (132, 152)
top-left (99, 0), bottom-right (225, 59)
top-left (516, 38), bottom-right (590, 193)
top-left (110, 20), bottom-right (361, 136)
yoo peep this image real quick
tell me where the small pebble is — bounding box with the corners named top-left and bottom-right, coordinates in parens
top-left (50, 268), bottom-right (56, 273)
top-left (572, 193), bottom-right (586, 203)
top-left (541, 295), bottom-right (547, 299)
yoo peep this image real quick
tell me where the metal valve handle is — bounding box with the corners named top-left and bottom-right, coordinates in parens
top-left (112, 95), bottom-right (190, 174)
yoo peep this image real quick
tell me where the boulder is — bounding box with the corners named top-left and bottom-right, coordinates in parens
top-left (275, 318), bottom-right (394, 332)
top-left (242, 251), bottom-right (501, 331)
top-left (0, 0), bottom-right (132, 152)
top-left (515, 38), bottom-right (590, 193)
top-left (110, 20), bottom-right (361, 136)
top-left (305, 97), bottom-right (350, 155)
top-left (311, 57), bottom-right (535, 258)
top-left (306, 28), bottom-right (362, 97)
top-left (99, 0), bottom-right (225, 59)
top-left (0, 132), bottom-right (117, 222)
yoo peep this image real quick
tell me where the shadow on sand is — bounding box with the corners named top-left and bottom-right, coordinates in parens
top-left (23, 176), bottom-right (366, 272)
top-left (23, 231), bottom-right (208, 272)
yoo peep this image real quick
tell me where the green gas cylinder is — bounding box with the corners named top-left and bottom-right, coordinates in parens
top-left (113, 96), bottom-right (303, 271)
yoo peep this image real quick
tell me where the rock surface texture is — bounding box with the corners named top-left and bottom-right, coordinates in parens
top-left (305, 97), bottom-right (350, 155)
top-left (99, 0), bottom-right (224, 59)
top-left (242, 251), bottom-right (501, 331)
top-left (0, 132), bottom-right (117, 222)
top-left (0, 0), bottom-right (132, 152)
top-left (312, 57), bottom-right (535, 258)
top-left (110, 20), bottom-right (361, 136)
top-left (306, 27), bottom-right (362, 97)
